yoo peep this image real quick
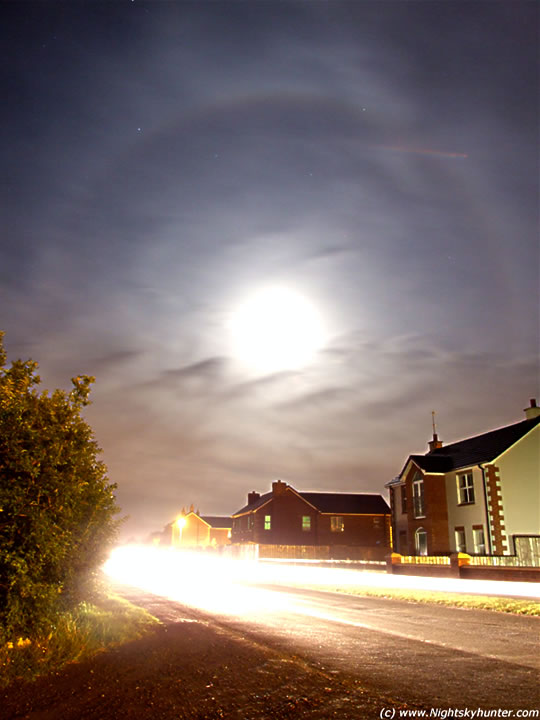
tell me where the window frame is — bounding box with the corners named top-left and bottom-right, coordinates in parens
top-left (301, 515), bottom-right (311, 532)
top-left (412, 474), bottom-right (426, 518)
top-left (264, 514), bottom-right (271, 531)
top-left (472, 527), bottom-right (486, 554)
top-left (454, 527), bottom-right (466, 553)
top-left (415, 527), bottom-right (428, 556)
top-left (330, 516), bottom-right (344, 533)
top-left (457, 472), bottom-right (475, 505)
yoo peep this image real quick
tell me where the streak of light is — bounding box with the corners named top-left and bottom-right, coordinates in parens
top-left (103, 546), bottom-right (539, 623)
top-left (251, 561), bottom-right (540, 600)
top-left (103, 546), bottom-right (297, 617)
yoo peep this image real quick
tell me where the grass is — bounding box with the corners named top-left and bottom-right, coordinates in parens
top-left (0, 590), bottom-right (161, 687)
top-left (311, 584), bottom-right (540, 615)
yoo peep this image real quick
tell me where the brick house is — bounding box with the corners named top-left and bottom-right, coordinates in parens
top-left (231, 480), bottom-right (391, 559)
top-left (160, 509), bottom-right (232, 548)
top-left (387, 400), bottom-right (540, 559)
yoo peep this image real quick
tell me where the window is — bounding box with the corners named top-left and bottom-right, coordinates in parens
top-left (264, 515), bottom-right (271, 530)
top-left (412, 474), bottom-right (425, 518)
top-left (415, 528), bottom-right (428, 556)
top-left (457, 472), bottom-right (475, 504)
top-left (401, 486), bottom-right (407, 514)
top-left (247, 515), bottom-right (254, 530)
top-left (302, 516), bottom-right (311, 532)
top-left (455, 527), bottom-right (466, 553)
top-left (473, 527), bottom-right (485, 554)
top-left (330, 516), bottom-right (344, 532)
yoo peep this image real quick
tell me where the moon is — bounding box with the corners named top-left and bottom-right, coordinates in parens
top-left (229, 286), bottom-right (325, 374)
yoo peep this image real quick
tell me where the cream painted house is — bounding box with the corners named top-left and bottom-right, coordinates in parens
top-left (387, 400), bottom-right (540, 560)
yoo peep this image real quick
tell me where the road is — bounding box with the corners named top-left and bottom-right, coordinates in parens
top-left (116, 580), bottom-right (540, 711)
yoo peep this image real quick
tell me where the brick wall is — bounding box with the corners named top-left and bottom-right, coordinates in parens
top-left (262, 490), bottom-right (318, 545)
top-left (405, 467), bottom-right (450, 554)
top-left (318, 513), bottom-right (389, 550)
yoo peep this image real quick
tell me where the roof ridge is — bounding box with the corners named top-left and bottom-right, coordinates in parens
top-left (431, 416), bottom-right (540, 454)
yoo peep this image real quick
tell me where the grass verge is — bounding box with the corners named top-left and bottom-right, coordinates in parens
top-left (307, 584), bottom-right (540, 615)
top-left (0, 591), bottom-right (161, 688)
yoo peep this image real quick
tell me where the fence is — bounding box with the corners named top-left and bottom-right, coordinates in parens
top-left (398, 555), bottom-right (451, 565)
top-left (388, 552), bottom-right (540, 582)
top-left (468, 555), bottom-right (540, 568)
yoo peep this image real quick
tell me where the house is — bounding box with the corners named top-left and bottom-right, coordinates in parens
top-left (200, 515), bottom-right (233, 546)
top-left (386, 400), bottom-right (540, 560)
top-left (231, 480), bottom-right (391, 559)
top-left (160, 507), bottom-right (232, 548)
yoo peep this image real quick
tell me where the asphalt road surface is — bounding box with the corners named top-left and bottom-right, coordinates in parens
top-left (118, 581), bottom-right (540, 712)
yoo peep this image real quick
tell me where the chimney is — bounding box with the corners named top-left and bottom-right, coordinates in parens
top-left (247, 491), bottom-right (260, 506)
top-left (272, 479), bottom-right (287, 495)
top-left (524, 398), bottom-right (540, 420)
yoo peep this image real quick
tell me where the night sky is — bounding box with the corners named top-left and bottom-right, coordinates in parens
top-left (2, 1), bottom-right (538, 541)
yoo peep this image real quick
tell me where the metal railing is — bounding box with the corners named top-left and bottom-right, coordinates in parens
top-left (398, 555), bottom-right (451, 565)
top-left (396, 554), bottom-right (539, 568)
top-left (468, 555), bottom-right (540, 568)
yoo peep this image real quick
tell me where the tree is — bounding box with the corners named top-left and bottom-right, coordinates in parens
top-left (0, 332), bottom-right (120, 640)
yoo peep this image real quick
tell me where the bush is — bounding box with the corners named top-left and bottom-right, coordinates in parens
top-left (0, 591), bottom-right (161, 687)
top-left (0, 332), bottom-right (120, 641)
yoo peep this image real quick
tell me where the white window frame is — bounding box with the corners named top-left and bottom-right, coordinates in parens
top-left (473, 527), bottom-right (486, 554)
top-left (415, 527), bottom-right (428, 556)
top-left (412, 474), bottom-right (425, 518)
top-left (457, 472), bottom-right (475, 505)
top-left (454, 528), bottom-right (466, 553)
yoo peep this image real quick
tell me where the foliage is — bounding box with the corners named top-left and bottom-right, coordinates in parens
top-left (0, 588), bottom-right (161, 687)
top-left (0, 332), bottom-right (120, 641)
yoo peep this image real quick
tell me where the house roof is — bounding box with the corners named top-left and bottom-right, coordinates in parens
top-left (399, 415), bottom-right (540, 478)
top-left (233, 492), bottom-right (273, 516)
top-left (300, 492), bottom-right (390, 514)
top-left (232, 488), bottom-right (389, 516)
top-left (200, 515), bottom-right (233, 529)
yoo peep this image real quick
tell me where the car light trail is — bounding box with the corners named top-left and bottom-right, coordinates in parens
top-left (103, 546), bottom-right (298, 617)
top-left (249, 561), bottom-right (540, 600)
top-left (104, 545), bottom-right (539, 622)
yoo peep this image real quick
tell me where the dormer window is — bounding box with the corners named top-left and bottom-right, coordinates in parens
top-left (412, 473), bottom-right (425, 518)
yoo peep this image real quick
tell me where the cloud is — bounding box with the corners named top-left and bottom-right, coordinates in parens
top-left (162, 357), bottom-right (228, 381)
top-left (91, 350), bottom-right (142, 373)
top-left (3, 2), bottom-right (537, 542)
